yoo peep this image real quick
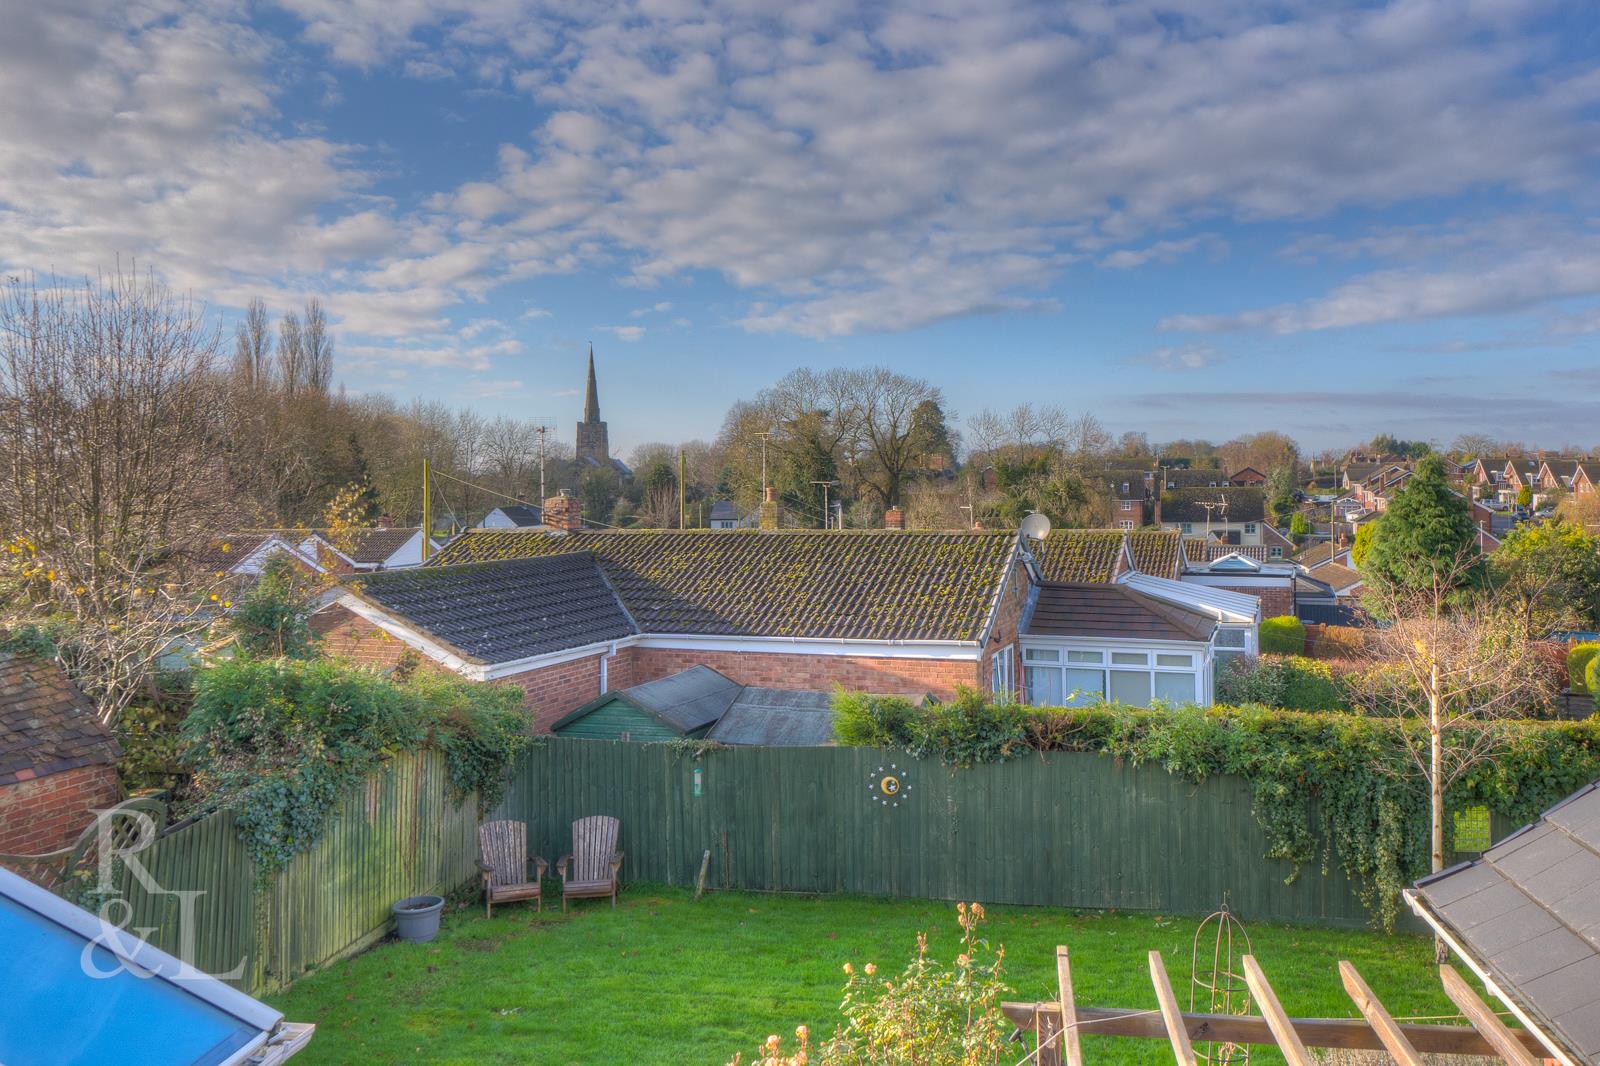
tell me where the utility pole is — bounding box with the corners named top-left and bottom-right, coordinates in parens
top-left (756, 431), bottom-right (772, 496)
top-left (679, 449), bottom-right (687, 529)
top-left (421, 457), bottom-right (432, 562)
top-left (811, 480), bottom-right (838, 529)
top-left (536, 424), bottom-right (547, 504)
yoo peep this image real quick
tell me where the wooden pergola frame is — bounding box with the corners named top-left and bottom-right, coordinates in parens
top-left (1004, 945), bottom-right (1551, 1066)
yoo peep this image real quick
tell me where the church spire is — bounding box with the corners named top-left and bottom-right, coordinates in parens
top-left (583, 343), bottom-right (600, 424)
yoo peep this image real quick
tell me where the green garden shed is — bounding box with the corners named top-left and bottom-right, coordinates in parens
top-left (552, 665), bottom-right (835, 746)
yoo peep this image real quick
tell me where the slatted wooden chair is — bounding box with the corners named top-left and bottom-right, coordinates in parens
top-left (477, 820), bottom-right (547, 918)
top-left (556, 815), bottom-right (624, 910)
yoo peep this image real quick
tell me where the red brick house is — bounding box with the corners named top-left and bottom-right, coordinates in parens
top-left (0, 649), bottom-right (122, 862)
top-left (314, 509), bottom-right (1253, 731)
top-left (1227, 467), bottom-right (1267, 486)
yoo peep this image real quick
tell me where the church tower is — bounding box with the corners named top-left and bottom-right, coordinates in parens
top-left (574, 344), bottom-right (611, 467)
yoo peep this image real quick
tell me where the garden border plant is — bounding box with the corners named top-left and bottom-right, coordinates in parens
top-left (833, 687), bottom-right (1600, 929)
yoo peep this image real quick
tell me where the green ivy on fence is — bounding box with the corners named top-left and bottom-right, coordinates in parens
top-left (833, 688), bottom-right (1600, 928)
top-left (183, 658), bottom-right (531, 875)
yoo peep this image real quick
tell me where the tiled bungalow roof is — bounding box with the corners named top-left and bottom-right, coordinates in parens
top-left (190, 532), bottom-right (279, 571)
top-left (0, 649), bottom-right (121, 786)
top-left (1032, 530), bottom-right (1126, 583)
top-left (1185, 540), bottom-right (1271, 563)
top-left (344, 553), bottom-right (636, 664)
top-left (1024, 584), bottom-right (1215, 643)
top-left (1161, 487), bottom-right (1265, 524)
top-left (427, 528), bottom-right (1018, 643)
top-left (1126, 529), bottom-right (1183, 578)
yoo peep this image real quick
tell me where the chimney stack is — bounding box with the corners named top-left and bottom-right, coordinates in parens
top-left (759, 485), bottom-right (781, 530)
top-left (376, 514), bottom-right (392, 530)
top-left (543, 491), bottom-right (584, 533)
top-left (884, 506), bottom-right (905, 530)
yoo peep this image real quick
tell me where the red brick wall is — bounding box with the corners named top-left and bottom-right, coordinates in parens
top-left (618, 645), bottom-right (978, 704)
top-left (980, 561), bottom-right (1031, 696)
top-left (498, 654), bottom-right (608, 734)
top-left (0, 764), bottom-right (123, 859)
top-left (312, 606), bottom-right (419, 669)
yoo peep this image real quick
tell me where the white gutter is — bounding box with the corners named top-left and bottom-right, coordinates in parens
top-left (1404, 888), bottom-right (1577, 1066)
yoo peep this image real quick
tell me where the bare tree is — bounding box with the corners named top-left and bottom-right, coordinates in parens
top-left (0, 269), bottom-right (236, 724)
top-left (232, 297), bottom-right (272, 388)
top-left (1350, 549), bottom-right (1557, 881)
top-left (302, 299), bottom-right (334, 395)
top-left (854, 367), bottom-right (943, 506)
top-left (967, 403), bottom-right (1068, 460)
top-left (276, 310), bottom-right (304, 396)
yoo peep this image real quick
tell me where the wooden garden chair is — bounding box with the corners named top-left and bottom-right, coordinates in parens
top-left (556, 815), bottom-right (624, 910)
top-left (477, 820), bottom-right (547, 918)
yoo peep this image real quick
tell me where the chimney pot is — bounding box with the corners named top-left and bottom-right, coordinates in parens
top-left (884, 506), bottom-right (905, 530)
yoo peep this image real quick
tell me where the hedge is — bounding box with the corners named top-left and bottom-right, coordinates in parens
top-left (1569, 642), bottom-right (1600, 693)
top-left (1259, 615), bottom-right (1306, 655)
top-left (833, 689), bottom-right (1600, 929)
top-left (1589, 657), bottom-right (1600, 711)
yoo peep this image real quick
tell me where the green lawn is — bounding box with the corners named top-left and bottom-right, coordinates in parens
top-left (270, 888), bottom-right (1460, 1065)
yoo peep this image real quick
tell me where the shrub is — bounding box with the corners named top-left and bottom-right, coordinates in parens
top-left (1589, 657), bottom-right (1600, 712)
top-left (1568, 642), bottom-right (1600, 693)
top-left (1259, 615), bottom-right (1306, 655)
top-left (1217, 655), bottom-right (1347, 712)
top-left (732, 903), bottom-right (1009, 1066)
top-left (184, 658), bottom-right (529, 871)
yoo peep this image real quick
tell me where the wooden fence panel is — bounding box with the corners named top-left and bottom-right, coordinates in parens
top-left (99, 750), bottom-right (478, 996)
top-left (495, 740), bottom-right (1385, 927)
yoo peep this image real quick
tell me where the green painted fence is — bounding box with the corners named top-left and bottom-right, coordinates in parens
top-left (496, 739), bottom-right (1383, 927)
top-left (101, 750), bottom-right (478, 995)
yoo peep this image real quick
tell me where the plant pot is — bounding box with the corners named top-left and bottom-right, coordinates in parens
top-left (393, 895), bottom-right (445, 943)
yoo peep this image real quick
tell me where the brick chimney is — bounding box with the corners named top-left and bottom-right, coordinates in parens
top-left (884, 506), bottom-right (905, 530)
top-left (543, 491), bottom-right (583, 533)
top-left (375, 514), bottom-right (392, 530)
top-left (758, 486), bottom-right (781, 530)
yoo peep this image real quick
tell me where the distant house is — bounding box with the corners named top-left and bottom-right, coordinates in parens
top-left (478, 503), bottom-right (543, 528)
top-left (1227, 467), bottom-right (1267, 486)
top-left (552, 665), bottom-right (835, 746)
top-left (1158, 486), bottom-right (1270, 547)
top-left (0, 647), bottom-right (122, 863)
top-left (1572, 461), bottom-right (1600, 495)
top-left (191, 532), bottom-right (325, 580)
top-left (1103, 469), bottom-right (1156, 528)
top-left (301, 525), bottom-right (440, 572)
top-left (708, 500), bottom-right (752, 529)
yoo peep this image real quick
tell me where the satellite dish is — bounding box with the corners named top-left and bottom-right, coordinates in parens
top-left (1019, 512), bottom-right (1052, 541)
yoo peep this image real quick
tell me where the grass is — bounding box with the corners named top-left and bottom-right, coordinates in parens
top-left (270, 887), bottom-right (1461, 1065)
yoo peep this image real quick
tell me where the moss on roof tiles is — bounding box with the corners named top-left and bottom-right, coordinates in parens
top-left (1126, 529), bottom-right (1183, 577)
top-left (427, 528), bottom-right (1017, 642)
top-left (1032, 530), bottom-right (1126, 583)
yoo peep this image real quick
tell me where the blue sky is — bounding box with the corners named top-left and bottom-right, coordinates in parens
top-left (4, 1), bottom-right (1600, 457)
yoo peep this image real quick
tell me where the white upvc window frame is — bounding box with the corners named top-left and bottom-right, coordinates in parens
top-left (990, 644), bottom-right (1016, 700)
top-left (1020, 637), bottom-right (1212, 709)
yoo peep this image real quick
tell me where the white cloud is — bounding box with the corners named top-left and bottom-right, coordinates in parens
top-left (629, 300), bottom-right (673, 318)
top-left (595, 324), bottom-right (645, 342)
top-left (5, 0), bottom-right (1599, 349)
top-left (520, 305), bottom-right (553, 320)
top-left (1129, 343), bottom-right (1228, 371)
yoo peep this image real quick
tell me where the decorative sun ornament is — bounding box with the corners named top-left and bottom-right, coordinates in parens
top-left (867, 763), bottom-right (910, 807)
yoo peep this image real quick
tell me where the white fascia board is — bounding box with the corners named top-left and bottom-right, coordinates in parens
top-left (1403, 889), bottom-right (1576, 1066)
top-left (480, 639), bottom-right (629, 680)
top-left (334, 594), bottom-right (487, 679)
top-left (630, 633), bottom-right (981, 661)
top-left (977, 540), bottom-right (1023, 648)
